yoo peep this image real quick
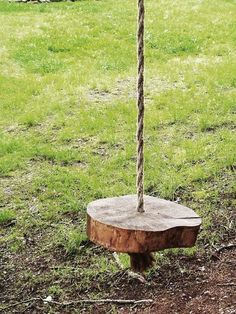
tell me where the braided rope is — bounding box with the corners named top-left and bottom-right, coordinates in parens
top-left (136, 0), bottom-right (145, 213)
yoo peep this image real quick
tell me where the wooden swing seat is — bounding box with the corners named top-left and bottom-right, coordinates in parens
top-left (87, 195), bottom-right (201, 253)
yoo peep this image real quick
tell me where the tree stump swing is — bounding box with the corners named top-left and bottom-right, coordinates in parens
top-left (87, 0), bottom-right (201, 272)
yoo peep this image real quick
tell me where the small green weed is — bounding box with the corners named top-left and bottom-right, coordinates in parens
top-left (55, 226), bottom-right (87, 255)
top-left (0, 209), bottom-right (15, 225)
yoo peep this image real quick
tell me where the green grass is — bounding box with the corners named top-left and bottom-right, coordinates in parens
top-left (0, 209), bottom-right (16, 225)
top-left (0, 0), bottom-right (235, 311)
top-left (55, 226), bottom-right (87, 255)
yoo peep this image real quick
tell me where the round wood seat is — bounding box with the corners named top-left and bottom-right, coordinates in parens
top-left (87, 195), bottom-right (201, 253)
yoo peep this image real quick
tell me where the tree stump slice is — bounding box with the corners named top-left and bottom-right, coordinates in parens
top-left (87, 195), bottom-right (201, 253)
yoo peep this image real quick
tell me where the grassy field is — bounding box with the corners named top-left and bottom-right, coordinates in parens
top-left (0, 0), bottom-right (235, 312)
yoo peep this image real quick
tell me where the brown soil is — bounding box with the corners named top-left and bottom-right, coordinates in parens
top-left (134, 248), bottom-right (236, 314)
top-left (1, 242), bottom-right (235, 314)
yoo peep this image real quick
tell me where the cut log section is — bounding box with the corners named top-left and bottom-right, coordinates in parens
top-left (87, 195), bottom-right (201, 253)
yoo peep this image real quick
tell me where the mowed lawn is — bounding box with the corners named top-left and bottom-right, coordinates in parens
top-left (0, 0), bottom-right (235, 312)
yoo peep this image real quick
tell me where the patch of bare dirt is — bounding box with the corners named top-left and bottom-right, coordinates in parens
top-left (1, 240), bottom-right (235, 313)
top-left (134, 248), bottom-right (236, 314)
top-left (87, 76), bottom-right (186, 104)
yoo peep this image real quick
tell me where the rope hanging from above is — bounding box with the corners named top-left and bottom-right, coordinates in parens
top-left (136, 0), bottom-right (145, 213)
top-left (86, 0), bottom-right (201, 273)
